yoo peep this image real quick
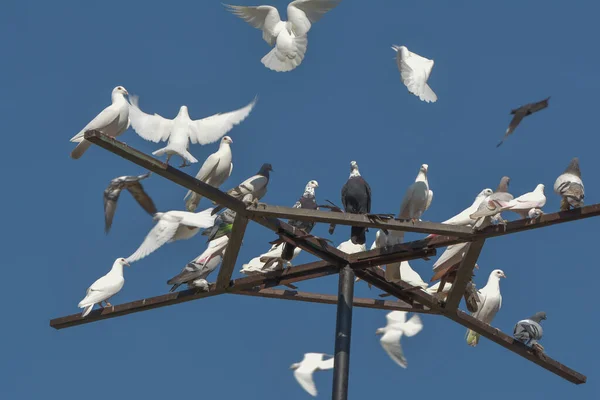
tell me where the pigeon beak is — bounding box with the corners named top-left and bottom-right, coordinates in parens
top-left (124, 261), bottom-right (131, 267)
top-left (500, 272), bottom-right (506, 278)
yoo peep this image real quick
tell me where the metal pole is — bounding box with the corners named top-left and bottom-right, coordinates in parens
top-left (332, 264), bottom-right (355, 400)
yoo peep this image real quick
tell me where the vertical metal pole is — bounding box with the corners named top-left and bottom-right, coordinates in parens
top-left (332, 264), bottom-right (355, 400)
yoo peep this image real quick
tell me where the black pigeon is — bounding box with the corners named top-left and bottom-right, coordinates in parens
top-left (104, 172), bottom-right (157, 234)
top-left (281, 180), bottom-right (319, 261)
top-left (497, 97), bottom-right (550, 147)
top-left (341, 161), bottom-right (371, 245)
top-left (212, 163), bottom-right (272, 215)
top-left (513, 311), bottom-right (546, 351)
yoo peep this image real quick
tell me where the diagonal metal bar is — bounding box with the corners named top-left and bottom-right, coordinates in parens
top-left (215, 214), bottom-right (249, 289)
top-left (231, 288), bottom-right (438, 314)
top-left (248, 205), bottom-right (473, 237)
top-left (444, 240), bottom-right (486, 310)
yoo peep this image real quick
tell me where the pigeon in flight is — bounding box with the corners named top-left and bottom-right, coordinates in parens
top-left (376, 311), bottom-right (424, 368)
top-left (502, 184), bottom-right (546, 220)
top-left (466, 269), bottom-right (506, 346)
top-left (497, 97), bottom-right (550, 147)
top-left (470, 176), bottom-right (513, 230)
top-left (167, 236), bottom-right (229, 292)
top-left (290, 353), bottom-right (334, 397)
top-left (69, 86), bottom-right (130, 159)
top-left (392, 45), bottom-right (437, 103)
top-left (554, 157), bottom-right (584, 211)
top-left (399, 163), bottom-right (433, 224)
top-left (341, 161), bottom-right (371, 245)
top-left (211, 163), bottom-right (273, 215)
top-left (224, 0), bottom-right (342, 72)
top-left (128, 95), bottom-right (256, 167)
top-left (184, 136), bottom-right (234, 211)
top-left (513, 311), bottom-right (546, 352)
top-left (126, 208), bottom-right (217, 263)
top-left (104, 172), bottom-right (157, 233)
top-left (202, 208), bottom-right (237, 242)
top-left (281, 180), bottom-right (319, 261)
top-left (78, 258), bottom-right (129, 317)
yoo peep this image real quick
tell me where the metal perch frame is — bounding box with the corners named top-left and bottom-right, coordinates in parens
top-left (52, 131), bottom-right (594, 394)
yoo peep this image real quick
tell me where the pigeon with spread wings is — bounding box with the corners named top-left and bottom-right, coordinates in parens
top-left (497, 97), bottom-right (550, 147)
top-left (392, 45), bottom-right (437, 103)
top-left (376, 311), bottom-right (424, 368)
top-left (290, 353), bottom-right (334, 397)
top-left (104, 172), bottom-right (157, 233)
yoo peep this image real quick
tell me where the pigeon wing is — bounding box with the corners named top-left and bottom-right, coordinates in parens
top-left (126, 217), bottom-right (181, 263)
top-left (188, 98), bottom-right (257, 145)
top-left (380, 330), bottom-right (407, 368)
top-left (127, 183), bottom-right (158, 216)
top-left (288, 0), bottom-right (342, 36)
top-left (128, 95), bottom-right (174, 143)
top-left (223, 4), bottom-right (281, 46)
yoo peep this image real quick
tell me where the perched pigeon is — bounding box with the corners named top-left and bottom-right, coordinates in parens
top-left (241, 242), bottom-right (301, 275)
top-left (128, 95), bottom-right (256, 167)
top-left (290, 353), bottom-right (334, 397)
top-left (337, 238), bottom-right (366, 253)
top-left (341, 161), bottom-right (371, 244)
top-left (431, 242), bottom-right (469, 281)
top-left (497, 97), bottom-right (550, 147)
top-left (554, 157), bottom-right (584, 211)
top-left (282, 180), bottom-right (319, 261)
top-left (503, 184), bottom-right (546, 219)
top-left (212, 163), bottom-right (273, 215)
top-left (369, 229), bottom-right (408, 283)
top-left (70, 86), bottom-right (130, 159)
top-left (104, 172), bottom-right (157, 233)
top-left (399, 164), bottom-right (433, 224)
top-left (167, 236), bottom-right (229, 291)
top-left (441, 188), bottom-right (494, 227)
top-left (78, 258), bottom-right (129, 317)
top-left (470, 176), bottom-right (513, 230)
top-left (184, 136), bottom-right (234, 211)
top-left (202, 208), bottom-right (237, 242)
top-left (126, 208), bottom-right (217, 263)
top-left (392, 45), bottom-right (437, 103)
top-left (225, 0), bottom-right (342, 72)
top-left (513, 311), bottom-right (546, 349)
top-left (376, 311), bottom-right (424, 368)
top-left (466, 269), bottom-right (506, 346)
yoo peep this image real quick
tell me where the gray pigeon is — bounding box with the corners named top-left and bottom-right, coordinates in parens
top-left (341, 161), bottom-right (372, 245)
top-left (554, 158), bottom-right (584, 211)
top-left (212, 163), bottom-right (272, 215)
top-left (470, 176), bottom-right (513, 230)
top-left (497, 97), bottom-right (550, 147)
top-left (282, 180), bottom-right (319, 261)
top-left (104, 172), bottom-right (157, 233)
top-left (202, 208), bottom-right (236, 242)
top-left (513, 311), bottom-right (546, 351)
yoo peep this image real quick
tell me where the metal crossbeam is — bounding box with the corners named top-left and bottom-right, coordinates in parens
top-left (215, 214), bottom-right (249, 288)
top-left (444, 240), bottom-right (485, 310)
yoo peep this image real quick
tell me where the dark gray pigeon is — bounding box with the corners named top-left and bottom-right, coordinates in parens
top-left (497, 97), bottom-right (550, 147)
top-left (212, 163), bottom-right (272, 215)
top-left (513, 311), bottom-right (546, 350)
top-left (341, 161), bottom-right (371, 245)
top-left (104, 172), bottom-right (157, 233)
top-left (554, 157), bottom-right (584, 211)
top-left (282, 180), bottom-right (319, 261)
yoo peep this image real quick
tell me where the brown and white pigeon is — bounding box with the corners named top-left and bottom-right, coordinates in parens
top-left (554, 157), bottom-right (584, 211)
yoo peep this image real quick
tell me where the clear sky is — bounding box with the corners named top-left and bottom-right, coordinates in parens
top-left (2, 0), bottom-right (599, 399)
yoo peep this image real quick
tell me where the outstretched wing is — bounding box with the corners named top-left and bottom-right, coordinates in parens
top-left (188, 97), bottom-right (257, 145)
top-left (223, 4), bottom-right (282, 46)
top-left (128, 95), bottom-right (174, 143)
top-left (288, 0), bottom-right (342, 36)
top-left (126, 217), bottom-right (180, 263)
top-left (127, 183), bottom-right (158, 216)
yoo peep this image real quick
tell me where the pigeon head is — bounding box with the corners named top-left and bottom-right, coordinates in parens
top-left (491, 269), bottom-right (506, 279)
top-left (375, 327), bottom-right (385, 335)
top-left (116, 258), bottom-right (130, 267)
top-left (259, 163), bottom-right (273, 175)
top-left (177, 105), bottom-right (190, 118)
top-left (290, 362), bottom-right (301, 370)
top-left (304, 180), bottom-right (319, 195)
top-left (420, 164), bottom-right (429, 173)
top-left (496, 176), bottom-right (510, 192)
top-left (531, 311), bottom-right (547, 323)
top-left (112, 86), bottom-right (129, 96)
top-left (479, 188), bottom-right (494, 198)
top-left (564, 157), bottom-right (581, 178)
top-left (535, 183), bottom-right (545, 192)
top-left (221, 136), bottom-right (233, 145)
top-left (349, 161), bottom-right (361, 177)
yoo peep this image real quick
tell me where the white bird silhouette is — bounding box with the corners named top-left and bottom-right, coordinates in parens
top-left (290, 352), bottom-right (334, 396)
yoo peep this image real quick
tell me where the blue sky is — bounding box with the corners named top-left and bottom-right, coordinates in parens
top-left (2, 0), bottom-right (599, 398)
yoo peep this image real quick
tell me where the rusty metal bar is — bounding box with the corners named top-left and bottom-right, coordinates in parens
top-left (215, 214), bottom-right (248, 289)
top-left (444, 240), bottom-right (486, 310)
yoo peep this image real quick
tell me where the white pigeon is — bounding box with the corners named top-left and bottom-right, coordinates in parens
top-left (167, 236), bottom-right (230, 291)
top-left (431, 242), bottom-right (469, 280)
top-left (184, 136), bottom-right (234, 211)
top-left (126, 208), bottom-right (217, 263)
top-left (290, 353), bottom-right (334, 397)
top-left (442, 188), bottom-right (494, 226)
top-left (240, 242), bottom-right (302, 275)
top-left (78, 258), bottom-right (129, 317)
top-left (376, 311), bottom-right (424, 368)
top-left (128, 95), bottom-right (256, 167)
top-left (392, 45), bottom-right (437, 103)
top-left (369, 229), bottom-right (405, 282)
top-left (337, 238), bottom-right (366, 253)
top-left (503, 184), bottom-right (546, 219)
top-left (399, 164), bottom-right (433, 224)
top-left (225, 1), bottom-right (342, 72)
top-left (466, 269), bottom-right (506, 346)
top-left (70, 86), bottom-right (130, 159)
top-left (554, 157), bottom-right (585, 211)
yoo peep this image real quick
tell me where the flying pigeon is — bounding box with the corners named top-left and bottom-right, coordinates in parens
top-left (502, 184), bottom-right (546, 219)
top-left (341, 161), bottom-right (371, 244)
top-left (241, 242), bottom-right (301, 275)
top-left (281, 180), bottom-right (319, 261)
top-left (399, 164), bottom-right (433, 224)
top-left (167, 236), bottom-right (229, 291)
top-left (184, 136), bottom-right (234, 211)
top-left (69, 86), bottom-right (130, 159)
top-left (202, 208), bottom-right (236, 242)
top-left (470, 176), bottom-right (513, 230)
top-left (554, 157), bottom-right (584, 211)
top-left (392, 45), bottom-right (437, 103)
top-left (224, 0), bottom-right (342, 72)
top-left (466, 269), bottom-right (506, 346)
top-left (290, 353), bottom-right (334, 397)
top-left (104, 172), bottom-right (157, 233)
top-left (513, 311), bottom-right (546, 351)
top-left (376, 311), bottom-right (424, 368)
top-left (78, 258), bottom-right (129, 317)
top-left (128, 95), bottom-right (256, 167)
top-left (212, 163), bottom-right (273, 215)
top-left (497, 97), bottom-right (550, 147)
top-left (126, 208), bottom-right (217, 263)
